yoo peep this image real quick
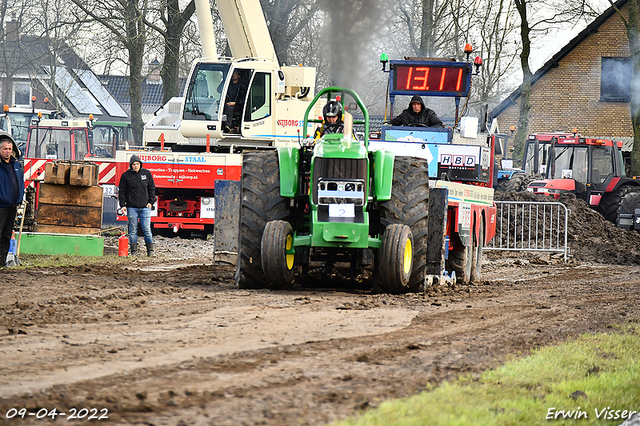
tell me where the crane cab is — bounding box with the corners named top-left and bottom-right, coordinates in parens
top-left (179, 59), bottom-right (316, 149)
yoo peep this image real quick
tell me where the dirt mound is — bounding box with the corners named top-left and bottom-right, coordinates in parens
top-left (495, 191), bottom-right (640, 265)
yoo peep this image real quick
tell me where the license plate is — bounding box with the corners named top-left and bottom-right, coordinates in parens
top-left (329, 204), bottom-right (355, 218)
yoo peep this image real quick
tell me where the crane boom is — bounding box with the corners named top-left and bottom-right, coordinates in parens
top-left (196, 0), bottom-right (277, 61)
top-left (195, 0), bottom-right (218, 60)
top-left (217, 0), bottom-right (277, 61)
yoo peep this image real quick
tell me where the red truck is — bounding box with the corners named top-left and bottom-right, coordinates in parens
top-left (114, 150), bottom-right (242, 235)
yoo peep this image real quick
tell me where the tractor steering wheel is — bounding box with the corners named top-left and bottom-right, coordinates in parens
top-left (407, 123), bottom-right (429, 127)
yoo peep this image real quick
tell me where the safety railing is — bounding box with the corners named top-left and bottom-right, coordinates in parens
top-left (486, 201), bottom-right (569, 262)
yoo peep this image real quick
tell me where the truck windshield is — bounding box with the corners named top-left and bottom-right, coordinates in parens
top-left (27, 128), bottom-right (72, 160)
top-left (183, 63), bottom-right (230, 121)
top-left (1, 112), bottom-right (37, 151)
top-left (523, 141), bottom-right (550, 175)
top-left (550, 146), bottom-right (588, 183)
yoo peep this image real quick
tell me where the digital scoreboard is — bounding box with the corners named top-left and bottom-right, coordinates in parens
top-left (391, 61), bottom-right (471, 97)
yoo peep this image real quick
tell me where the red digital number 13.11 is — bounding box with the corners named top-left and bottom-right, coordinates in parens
top-left (404, 67), bottom-right (463, 91)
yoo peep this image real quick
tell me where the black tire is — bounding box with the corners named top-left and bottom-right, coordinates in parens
top-left (449, 241), bottom-right (472, 284)
top-left (599, 187), bottom-right (633, 224)
top-left (261, 220), bottom-right (296, 287)
top-left (470, 216), bottom-right (485, 283)
top-left (235, 151), bottom-right (290, 289)
top-left (378, 224), bottom-right (413, 292)
top-left (497, 172), bottom-right (526, 192)
top-left (378, 156), bottom-right (429, 292)
top-left (618, 189), bottom-right (640, 231)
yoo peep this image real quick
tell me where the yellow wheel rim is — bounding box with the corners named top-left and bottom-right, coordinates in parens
top-left (285, 234), bottom-right (294, 270)
top-left (403, 238), bottom-right (412, 275)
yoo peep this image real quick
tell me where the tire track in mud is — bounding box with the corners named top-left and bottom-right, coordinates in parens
top-left (0, 260), bottom-right (639, 425)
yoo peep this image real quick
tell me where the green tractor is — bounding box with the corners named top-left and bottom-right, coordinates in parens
top-left (235, 87), bottom-right (430, 293)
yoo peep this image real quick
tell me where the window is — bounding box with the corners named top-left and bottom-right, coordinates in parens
top-left (246, 72), bottom-right (271, 122)
top-left (27, 128), bottom-right (72, 159)
top-left (591, 146), bottom-right (614, 184)
top-left (183, 63), bottom-right (229, 121)
top-left (14, 82), bottom-right (31, 106)
top-left (74, 129), bottom-right (88, 159)
top-left (601, 57), bottom-right (630, 102)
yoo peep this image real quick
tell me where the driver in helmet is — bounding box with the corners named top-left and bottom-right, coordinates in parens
top-left (314, 100), bottom-right (345, 139)
top-left (389, 94), bottom-right (444, 128)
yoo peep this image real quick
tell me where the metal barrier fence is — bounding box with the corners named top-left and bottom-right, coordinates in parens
top-left (486, 201), bottom-right (569, 262)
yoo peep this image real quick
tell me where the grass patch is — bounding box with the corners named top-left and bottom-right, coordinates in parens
top-left (10, 253), bottom-right (131, 268)
top-left (330, 326), bottom-right (640, 426)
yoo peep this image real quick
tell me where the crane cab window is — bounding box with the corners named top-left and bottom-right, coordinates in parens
top-left (245, 72), bottom-right (271, 122)
top-left (183, 63), bottom-right (229, 121)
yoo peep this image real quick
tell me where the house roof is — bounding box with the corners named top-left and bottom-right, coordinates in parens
top-left (0, 34), bottom-right (131, 119)
top-left (102, 75), bottom-right (187, 107)
top-left (489, 0), bottom-right (627, 120)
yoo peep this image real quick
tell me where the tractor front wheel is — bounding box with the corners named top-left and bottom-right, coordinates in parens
top-left (378, 156), bottom-right (429, 293)
top-left (378, 224), bottom-right (413, 291)
top-left (261, 220), bottom-right (296, 287)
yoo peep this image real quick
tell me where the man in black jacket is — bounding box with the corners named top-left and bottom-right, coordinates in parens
top-left (119, 155), bottom-right (157, 256)
top-left (223, 69), bottom-right (247, 133)
top-left (389, 94), bottom-right (444, 128)
top-left (0, 131), bottom-right (23, 267)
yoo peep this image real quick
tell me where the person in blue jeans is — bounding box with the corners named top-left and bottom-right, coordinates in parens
top-left (118, 155), bottom-right (157, 256)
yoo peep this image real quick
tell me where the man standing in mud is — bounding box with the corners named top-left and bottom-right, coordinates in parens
top-left (0, 131), bottom-right (23, 268)
top-left (119, 154), bottom-right (157, 256)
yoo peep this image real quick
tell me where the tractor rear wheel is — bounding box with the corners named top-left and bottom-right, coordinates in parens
top-left (448, 242), bottom-right (472, 284)
top-left (261, 220), bottom-right (296, 287)
top-left (378, 224), bottom-right (413, 290)
top-left (618, 189), bottom-right (640, 231)
top-left (236, 151), bottom-right (290, 289)
top-left (378, 156), bottom-right (429, 293)
top-left (470, 217), bottom-right (485, 283)
top-left (497, 172), bottom-right (526, 192)
top-left (599, 187), bottom-right (633, 224)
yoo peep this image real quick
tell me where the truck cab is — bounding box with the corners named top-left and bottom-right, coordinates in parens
top-left (25, 118), bottom-right (94, 161)
top-left (0, 105), bottom-right (55, 154)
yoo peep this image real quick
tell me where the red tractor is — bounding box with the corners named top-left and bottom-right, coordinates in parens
top-left (526, 133), bottom-right (640, 227)
top-left (527, 133), bottom-right (640, 229)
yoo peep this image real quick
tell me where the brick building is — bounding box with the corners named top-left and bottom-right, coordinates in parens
top-left (490, 0), bottom-right (635, 140)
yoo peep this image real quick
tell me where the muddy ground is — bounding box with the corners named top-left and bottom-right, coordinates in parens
top-left (1, 196), bottom-right (640, 426)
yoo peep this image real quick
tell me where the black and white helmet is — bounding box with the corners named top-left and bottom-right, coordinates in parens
top-left (322, 100), bottom-right (342, 120)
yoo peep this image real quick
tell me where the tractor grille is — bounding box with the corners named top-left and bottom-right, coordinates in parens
top-left (312, 158), bottom-right (368, 204)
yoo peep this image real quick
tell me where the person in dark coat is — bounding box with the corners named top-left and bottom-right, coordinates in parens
top-left (389, 94), bottom-right (444, 128)
top-left (119, 155), bottom-right (157, 256)
top-left (223, 69), bottom-right (247, 133)
top-left (0, 131), bottom-right (23, 267)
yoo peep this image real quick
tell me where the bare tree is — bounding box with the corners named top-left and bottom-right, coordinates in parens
top-left (609, 0), bottom-right (640, 176)
top-left (261, 0), bottom-right (320, 66)
top-left (69, 0), bottom-right (152, 145)
top-left (145, 0), bottom-right (195, 104)
top-left (511, 0), bottom-right (601, 157)
top-left (396, 0), bottom-right (454, 57)
top-left (0, 0), bottom-right (39, 106)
